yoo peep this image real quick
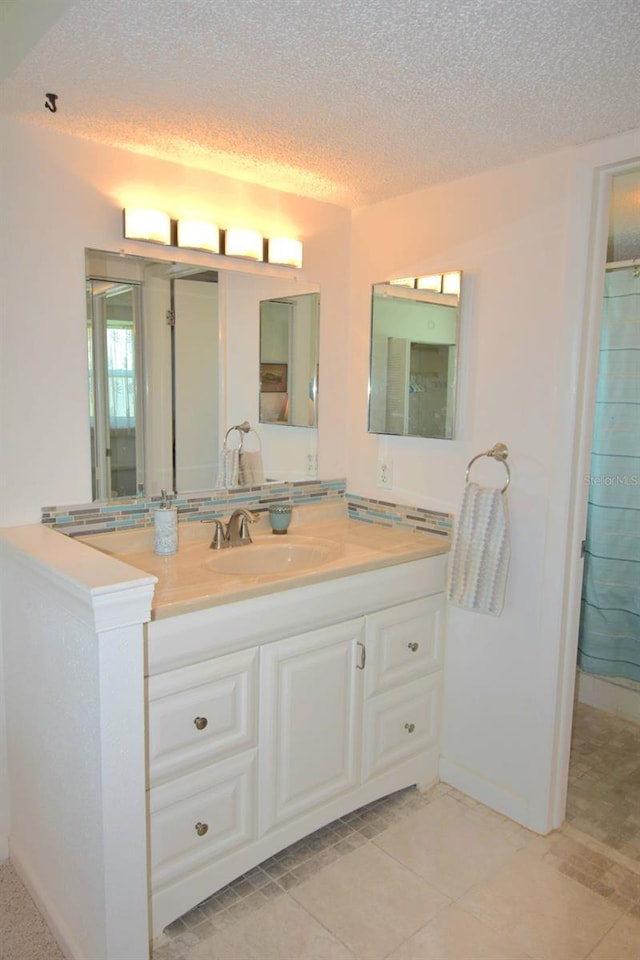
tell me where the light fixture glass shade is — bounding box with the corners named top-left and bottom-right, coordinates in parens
top-left (416, 274), bottom-right (443, 292)
top-left (442, 271), bottom-right (461, 296)
top-left (123, 208), bottom-right (171, 244)
top-left (268, 237), bottom-right (303, 268)
top-left (225, 228), bottom-right (263, 261)
top-left (389, 277), bottom-right (415, 287)
top-left (177, 219), bottom-right (220, 253)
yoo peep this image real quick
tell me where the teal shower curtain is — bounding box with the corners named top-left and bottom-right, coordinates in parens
top-left (578, 265), bottom-right (640, 683)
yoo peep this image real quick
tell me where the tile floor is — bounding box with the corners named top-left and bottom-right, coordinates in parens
top-left (3, 701), bottom-right (639, 959)
top-left (152, 775), bottom-right (640, 960)
top-left (566, 701), bottom-right (640, 863)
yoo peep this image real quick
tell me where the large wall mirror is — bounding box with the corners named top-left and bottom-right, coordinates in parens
top-left (368, 272), bottom-right (462, 439)
top-left (86, 249), bottom-right (319, 500)
top-left (259, 293), bottom-right (319, 427)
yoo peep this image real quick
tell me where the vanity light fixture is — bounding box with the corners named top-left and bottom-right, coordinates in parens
top-left (122, 209), bottom-right (303, 269)
top-left (224, 228), bottom-right (264, 261)
top-left (176, 219), bottom-right (220, 254)
top-left (442, 271), bottom-right (461, 296)
top-left (416, 274), bottom-right (443, 292)
top-left (267, 237), bottom-right (303, 269)
top-left (123, 208), bottom-right (172, 245)
top-left (389, 277), bottom-right (416, 288)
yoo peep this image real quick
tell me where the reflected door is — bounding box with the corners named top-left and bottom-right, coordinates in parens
top-left (88, 280), bottom-right (144, 499)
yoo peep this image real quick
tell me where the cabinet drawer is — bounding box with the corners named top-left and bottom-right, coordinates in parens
top-left (148, 648), bottom-right (258, 785)
top-left (150, 751), bottom-right (256, 891)
top-left (365, 595), bottom-right (444, 698)
top-left (362, 674), bottom-right (441, 781)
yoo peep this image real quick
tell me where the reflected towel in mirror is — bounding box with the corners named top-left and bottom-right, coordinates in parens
top-left (238, 450), bottom-right (264, 486)
top-left (216, 447), bottom-right (239, 487)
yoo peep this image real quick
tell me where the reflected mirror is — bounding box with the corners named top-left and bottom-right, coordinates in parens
top-left (259, 293), bottom-right (319, 427)
top-left (86, 249), bottom-right (319, 499)
top-left (368, 272), bottom-right (462, 439)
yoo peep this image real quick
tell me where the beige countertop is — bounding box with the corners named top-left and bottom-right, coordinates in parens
top-left (78, 511), bottom-right (450, 620)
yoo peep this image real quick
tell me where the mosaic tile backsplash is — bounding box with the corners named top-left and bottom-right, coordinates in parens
top-left (41, 481), bottom-right (453, 539)
top-left (346, 493), bottom-right (452, 537)
top-left (42, 480), bottom-right (347, 536)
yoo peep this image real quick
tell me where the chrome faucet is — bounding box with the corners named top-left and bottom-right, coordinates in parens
top-left (226, 508), bottom-right (257, 546)
top-left (209, 509), bottom-right (257, 549)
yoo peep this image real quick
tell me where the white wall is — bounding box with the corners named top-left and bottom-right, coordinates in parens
top-left (0, 116), bottom-right (351, 856)
top-left (348, 132), bottom-right (640, 831)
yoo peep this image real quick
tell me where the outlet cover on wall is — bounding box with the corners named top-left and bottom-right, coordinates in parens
top-left (377, 458), bottom-right (393, 489)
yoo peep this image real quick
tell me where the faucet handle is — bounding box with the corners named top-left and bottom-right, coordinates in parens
top-left (209, 519), bottom-right (226, 550)
top-left (238, 514), bottom-right (254, 544)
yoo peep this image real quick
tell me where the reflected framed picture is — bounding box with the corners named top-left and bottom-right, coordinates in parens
top-left (260, 362), bottom-right (288, 392)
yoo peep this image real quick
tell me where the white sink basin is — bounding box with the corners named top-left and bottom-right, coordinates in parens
top-left (206, 535), bottom-right (342, 575)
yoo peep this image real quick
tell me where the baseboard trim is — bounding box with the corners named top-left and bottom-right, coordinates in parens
top-left (439, 757), bottom-right (533, 830)
top-left (577, 671), bottom-right (640, 724)
top-left (9, 837), bottom-right (86, 960)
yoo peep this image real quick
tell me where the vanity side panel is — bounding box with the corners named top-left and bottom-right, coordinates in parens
top-left (0, 531), bottom-right (154, 960)
top-left (1, 554), bottom-right (108, 960)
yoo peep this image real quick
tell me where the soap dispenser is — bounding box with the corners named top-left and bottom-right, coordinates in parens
top-left (154, 489), bottom-right (178, 555)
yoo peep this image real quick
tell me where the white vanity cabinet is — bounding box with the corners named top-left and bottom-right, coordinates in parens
top-left (146, 554), bottom-right (446, 935)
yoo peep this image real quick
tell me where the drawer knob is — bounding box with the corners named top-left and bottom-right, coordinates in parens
top-left (408, 642), bottom-right (419, 652)
top-left (404, 722), bottom-right (416, 733)
top-left (193, 716), bottom-right (208, 730)
top-left (195, 821), bottom-right (209, 837)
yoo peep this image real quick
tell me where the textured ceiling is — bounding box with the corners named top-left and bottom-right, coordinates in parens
top-left (1, 0), bottom-right (639, 209)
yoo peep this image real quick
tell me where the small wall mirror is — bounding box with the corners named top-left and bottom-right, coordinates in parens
top-left (368, 272), bottom-right (462, 439)
top-left (259, 293), bottom-right (319, 427)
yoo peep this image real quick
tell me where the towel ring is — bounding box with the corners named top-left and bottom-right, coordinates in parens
top-left (465, 442), bottom-right (511, 493)
top-left (223, 421), bottom-right (251, 451)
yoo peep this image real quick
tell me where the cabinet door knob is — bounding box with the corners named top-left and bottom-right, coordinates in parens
top-left (404, 722), bottom-right (415, 733)
top-left (193, 716), bottom-right (208, 730)
top-left (195, 821), bottom-right (209, 836)
top-left (408, 642), bottom-right (419, 652)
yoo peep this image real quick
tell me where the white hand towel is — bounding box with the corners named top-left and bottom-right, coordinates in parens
top-left (216, 447), bottom-right (239, 488)
top-left (238, 450), bottom-right (264, 486)
top-left (447, 482), bottom-right (510, 616)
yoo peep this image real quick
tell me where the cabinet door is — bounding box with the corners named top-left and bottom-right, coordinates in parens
top-left (365, 595), bottom-right (444, 698)
top-left (260, 618), bottom-right (364, 832)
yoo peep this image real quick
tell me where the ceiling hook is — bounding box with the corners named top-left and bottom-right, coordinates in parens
top-left (45, 93), bottom-right (58, 113)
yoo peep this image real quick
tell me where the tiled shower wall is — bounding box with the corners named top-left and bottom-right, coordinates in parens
top-left (41, 480), bottom-right (453, 539)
